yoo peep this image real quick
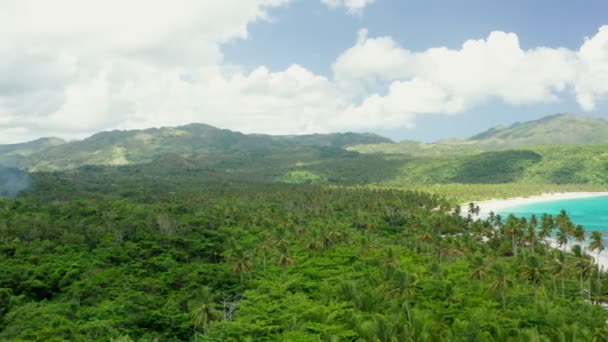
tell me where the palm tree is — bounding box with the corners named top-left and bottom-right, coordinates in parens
top-left (383, 247), bottom-right (401, 270)
top-left (274, 226), bottom-right (291, 250)
top-left (503, 216), bottom-right (520, 257)
top-left (305, 229), bottom-right (325, 253)
top-left (525, 224), bottom-right (537, 256)
top-left (189, 287), bottom-right (221, 337)
top-left (556, 226), bottom-right (570, 252)
top-left (588, 231), bottom-right (605, 283)
top-left (229, 249), bottom-right (253, 284)
top-left (521, 255), bottom-right (547, 302)
top-left (390, 271), bottom-right (417, 326)
top-left (570, 244), bottom-right (594, 300)
top-left (277, 246), bottom-right (295, 275)
top-left (468, 255), bottom-right (487, 280)
top-left (574, 225), bottom-right (586, 245)
top-left (488, 263), bottom-right (512, 308)
top-left (551, 250), bottom-right (567, 297)
top-left (257, 238), bottom-right (273, 272)
top-left (538, 214), bottom-right (554, 249)
top-left (358, 233), bottom-right (378, 256)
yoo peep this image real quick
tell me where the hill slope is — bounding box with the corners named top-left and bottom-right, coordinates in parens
top-left (467, 113), bottom-right (608, 148)
top-left (0, 137), bottom-right (65, 167)
top-left (351, 113), bottom-right (608, 156)
top-left (0, 124), bottom-right (390, 171)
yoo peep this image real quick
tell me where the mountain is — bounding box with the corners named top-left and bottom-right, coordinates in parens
top-left (351, 113), bottom-right (608, 156)
top-left (0, 123), bottom-right (390, 171)
top-left (0, 137), bottom-right (65, 167)
top-left (466, 113), bottom-right (608, 148)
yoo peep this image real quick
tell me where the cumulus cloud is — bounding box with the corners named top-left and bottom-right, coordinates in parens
top-left (320, 0), bottom-right (376, 15)
top-left (332, 27), bottom-right (607, 125)
top-left (1, 1), bottom-right (608, 144)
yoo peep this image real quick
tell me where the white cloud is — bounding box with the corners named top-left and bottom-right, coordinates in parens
top-left (1, 1), bottom-right (608, 144)
top-left (321, 0), bottom-right (375, 15)
top-left (575, 26), bottom-right (608, 110)
top-left (332, 27), bottom-right (608, 124)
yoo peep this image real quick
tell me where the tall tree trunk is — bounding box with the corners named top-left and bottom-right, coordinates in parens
top-left (561, 272), bottom-right (565, 297)
top-left (512, 232), bottom-right (517, 257)
top-left (404, 300), bottom-right (412, 327)
top-left (530, 240), bottom-right (534, 255)
top-left (581, 270), bottom-right (585, 300)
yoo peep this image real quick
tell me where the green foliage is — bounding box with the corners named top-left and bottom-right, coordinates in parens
top-left (0, 184), bottom-right (606, 341)
top-left (280, 171), bottom-right (327, 184)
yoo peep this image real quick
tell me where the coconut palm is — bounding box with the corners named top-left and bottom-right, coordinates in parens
top-left (551, 250), bottom-right (568, 297)
top-left (574, 225), bottom-right (586, 245)
top-left (277, 246), bottom-right (295, 275)
top-left (389, 270), bottom-right (418, 326)
top-left (521, 255), bottom-right (547, 302)
top-left (503, 216), bottom-right (520, 257)
top-left (538, 214), bottom-right (554, 249)
top-left (257, 238), bottom-right (273, 272)
top-left (488, 263), bottom-right (512, 308)
top-left (556, 226), bottom-right (570, 252)
top-left (588, 231), bottom-right (605, 283)
top-left (570, 244), bottom-right (594, 300)
top-left (229, 249), bottom-right (253, 284)
top-left (189, 286), bottom-right (221, 337)
top-left (468, 255), bottom-right (488, 280)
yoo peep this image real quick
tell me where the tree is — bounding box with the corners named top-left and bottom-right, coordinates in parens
top-left (574, 225), bottom-right (586, 245)
top-left (488, 263), bottom-right (512, 308)
top-left (277, 246), bottom-right (295, 275)
top-left (588, 231), bottom-right (605, 283)
top-left (556, 226), bottom-right (570, 252)
top-left (228, 249), bottom-right (253, 284)
top-left (521, 255), bottom-right (547, 302)
top-left (570, 245), bottom-right (594, 300)
top-left (538, 214), bottom-right (554, 249)
top-left (551, 250), bottom-right (568, 297)
top-left (189, 287), bottom-right (222, 337)
top-left (468, 255), bottom-right (487, 280)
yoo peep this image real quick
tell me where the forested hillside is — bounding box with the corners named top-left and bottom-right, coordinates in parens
top-left (2, 114), bottom-right (608, 340)
top-left (351, 113), bottom-right (608, 154)
top-left (1, 185), bottom-right (607, 341)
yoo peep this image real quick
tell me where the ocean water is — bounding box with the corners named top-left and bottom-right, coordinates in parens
top-left (497, 195), bottom-right (608, 232)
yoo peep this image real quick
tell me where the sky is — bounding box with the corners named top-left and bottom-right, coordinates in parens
top-left (1, 0), bottom-right (608, 143)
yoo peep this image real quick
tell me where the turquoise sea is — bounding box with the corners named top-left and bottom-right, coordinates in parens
top-left (497, 195), bottom-right (608, 232)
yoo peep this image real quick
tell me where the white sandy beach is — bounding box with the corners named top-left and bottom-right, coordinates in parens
top-left (473, 192), bottom-right (608, 218)
top-left (469, 192), bottom-right (608, 269)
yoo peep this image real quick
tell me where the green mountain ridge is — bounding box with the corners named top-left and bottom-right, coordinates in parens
top-left (0, 124), bottom-right (390, 171)
top-left (4, 113), bottom-right (608, 190)
top-left (467, 113), bottom-right (608, 147)
top-left (351, 113), bottom-right (608, 155)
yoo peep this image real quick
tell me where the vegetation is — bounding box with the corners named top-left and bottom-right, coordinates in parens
top-left (2, 113), bottom-right (608, 340)
top-left (352, 113), bottom-right (608, 154)
top-left (1, 184), bottom-right (608, 341)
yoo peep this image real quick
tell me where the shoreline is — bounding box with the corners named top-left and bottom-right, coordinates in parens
top-left (469, 192), bottom-right (608, 218)
top-left (466, 191), bottom-right (608, 269)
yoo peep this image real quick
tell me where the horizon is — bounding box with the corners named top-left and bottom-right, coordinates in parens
top-left (1, 111), bottom-right (601, 146)
top-left (2, 1), bottom-right (608, 144)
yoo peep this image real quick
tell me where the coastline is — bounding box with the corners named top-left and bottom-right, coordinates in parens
top-left (466, 191), bottom-right (608, 269)
top-left (470, 192), bottom-right (608, 218)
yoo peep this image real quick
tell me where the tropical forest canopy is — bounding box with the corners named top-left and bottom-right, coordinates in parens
top-left (1, 113), bottom-right (608, 340)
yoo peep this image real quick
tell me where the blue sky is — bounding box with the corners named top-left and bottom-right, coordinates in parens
top-left (223, 0), bottom-right (608, 141)
top-left (1, 0), bottom-right (608, 143)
